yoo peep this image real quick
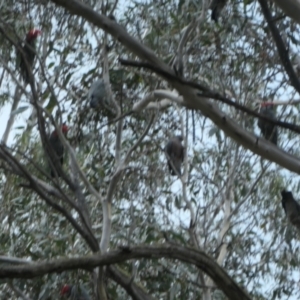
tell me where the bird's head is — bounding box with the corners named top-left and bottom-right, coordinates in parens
top-left (26, 29), bottom-right (42, 41)
top-left (255, 101), bottom-right (274, 113)
top-left (60, 284), bottom-right (71, 296)
top-left (51, 124), bottom-right (69, 137)
top-left (261, 102), bottom-right (274, 108)
top-left (61, 124), bottom-right (69, 134)
top-left (281, 190), bottom-right (293, 200)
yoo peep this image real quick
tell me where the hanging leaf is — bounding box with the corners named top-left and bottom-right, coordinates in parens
top-left (11, 106), bottom-right (29, 116)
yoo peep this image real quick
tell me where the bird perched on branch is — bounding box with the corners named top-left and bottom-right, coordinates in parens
top-left (17, 28), bottom-right (41, 84)
top-left (281, 190), bottom-right (300, 231)
top-left (210, 0), bottom-right (227, 23)
top-left (88, 79), bottom-right (117, 118)
top-left (60, 284), bottom-right (91, 300)
top-left (48, 124), bottom-right (68, 178)
top-left (165, 136), bottom-right (184, 176)
top-left (257, 102), bottom-right (278, 145)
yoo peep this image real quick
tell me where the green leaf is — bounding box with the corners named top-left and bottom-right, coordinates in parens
top-left (45, 95), bottom-right (57, 113)
top-left (48, 62), bottom-right (55, 69)
top-left (11, 106), bottom-right (29, 116)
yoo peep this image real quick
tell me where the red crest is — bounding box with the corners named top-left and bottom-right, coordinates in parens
top-left (60, 284), bottom-right (70, 295)
top-left (26, 29), bottom-right (42, 41)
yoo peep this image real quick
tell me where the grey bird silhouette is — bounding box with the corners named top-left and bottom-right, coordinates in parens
top-left (281, 190), bottom-right (300, 230)
top-left (165, 136), bottom-right (184, 176)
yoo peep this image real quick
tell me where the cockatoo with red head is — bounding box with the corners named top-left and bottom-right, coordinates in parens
top-left (60, 284), bottom-right (91, 300)
top-left (18, 28), bottom-right (41, 84)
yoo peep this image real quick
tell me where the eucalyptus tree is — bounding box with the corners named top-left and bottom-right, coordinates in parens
top-left (1, 0), bottom-right (300, 299)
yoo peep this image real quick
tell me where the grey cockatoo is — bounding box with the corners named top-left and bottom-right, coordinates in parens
top-left (88, 79), bottom-right (117, 118)
top-left (281, 190), bottom-right (300, 230)
top-left (165, 136), bottom-right (184, 176)
top-left (210, 0), bottom-right (227, 23)
top-left (257, 102), bottom-right (278, 145)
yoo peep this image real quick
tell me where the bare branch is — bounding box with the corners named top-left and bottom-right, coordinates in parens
top-left (69, 157), bottom-right (93, 230)
top-left (132, 92), bottom-right (156, 113)
top-left (132, 90), bottom-right (184, 112)
top-left (1, 86), bottom-right (22, 144)
top-left (0, 145), bottom-right (99, 252)
top-left (120, 59), bottom-right (300, 135)
top-left (271, 0), bottom-right (300, 25)
top-left (258, 0), bottom-right (300, 95)
top-left (0, 256), bottom-right (31, 265)
top-left (172, 0), bottom-right (208, 76)
top-left (123, 114), bottom-right (154, 166)
top-left (100, 113), bottom-right (155, 256)
top-left (107, 266), bottom-right (155, 300)
top-left (0, 243), bottom-right (252, 300)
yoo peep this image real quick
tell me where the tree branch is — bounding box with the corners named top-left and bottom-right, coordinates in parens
top-left (120, 59), bottom-right (300, 135)
top-left (0, 256), bottom-right (31, 265)
top-left (0, 243), bottom-right (251, 300)
top-left (49, 0), bottom-right (300, 180)
top-left (271, 0), bottom-right (300, 25)
top-left (1, 86), bottom-right (22, 144)
top-left (107, 266), bottom-right (156, 300)
top-left (8, 282), bottom-right (30, 300)
top-left (0, 145), bottom-right (99, 252)
top-left (258, 0), bottom-right (300, 95)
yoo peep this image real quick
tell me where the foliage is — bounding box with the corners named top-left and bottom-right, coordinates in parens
top-left (0, 0), bottom-right (300, 299)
